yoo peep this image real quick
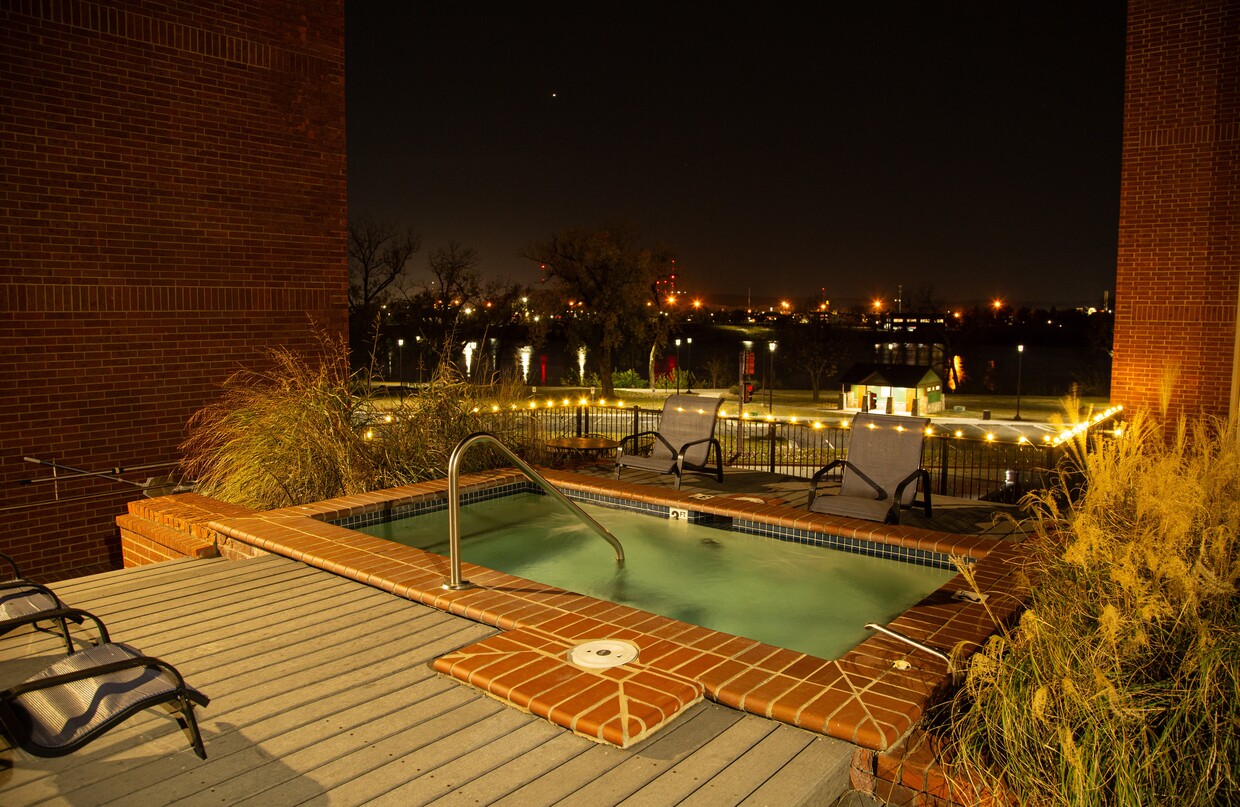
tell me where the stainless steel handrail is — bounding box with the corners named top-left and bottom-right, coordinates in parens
top-left (864, 622), bottom-right (953, 671)
top-left (443, 432), bottom-right (625, 590)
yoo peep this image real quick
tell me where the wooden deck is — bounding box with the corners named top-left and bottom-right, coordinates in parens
top-left (1, 555), bottom-right (853, 806)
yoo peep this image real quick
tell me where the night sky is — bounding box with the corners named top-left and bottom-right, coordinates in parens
top-left (345, 2), bottom-right (1127, 309)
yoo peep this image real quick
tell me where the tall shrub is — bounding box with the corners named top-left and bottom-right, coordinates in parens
top-left (181, 335), bottom-right (521, 509)
top-left (948, 411), bottom-right (1239, 806)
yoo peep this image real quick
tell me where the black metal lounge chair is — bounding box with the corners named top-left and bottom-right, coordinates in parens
top-left (0, 552), bottom-right (109, 654)
top-left (615, 395), bottom-right (725, 490)
top-left (807, 412), bottom-right (933, 524)
top-left (0, 642), bottom-right (210, 759)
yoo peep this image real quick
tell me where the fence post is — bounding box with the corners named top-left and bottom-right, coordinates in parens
top-left (767, 421), bottom-right (777, 473)
top-left (574, 405), bottom-right (583, 437)
top-left (937, 436), bottom-right (949, 496)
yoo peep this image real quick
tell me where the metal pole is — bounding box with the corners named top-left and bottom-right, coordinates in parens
top-left (675, 338), bottom-right (681, 395)
top-left (1014, 344), bottom-right (1024, 420)
top-left (767, 341), bottom-right (777, 413)
top-left (685, 337), bottom-right (693, 393)
top-left (444, 432), bottom-right (624, 590)
top-left (397, 338), bottom-right (404, 400)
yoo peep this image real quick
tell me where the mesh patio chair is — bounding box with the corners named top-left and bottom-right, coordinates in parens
top-left (615, 395), bottom-right (725, 490)
top-left (0, 642), bottom-right (209, 759)
top-left (806, 412), bottom-right (932, 524)
top-left (0, 552), bottom-right (109, 654)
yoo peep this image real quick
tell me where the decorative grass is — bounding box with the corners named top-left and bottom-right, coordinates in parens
top-left (180, 334), bottom-right (524, 510)
top-left (945, 409), bottom-right (1239, 806)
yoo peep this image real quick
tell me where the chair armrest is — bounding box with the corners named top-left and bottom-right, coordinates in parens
top-left (0, 580), bottom-right (66, 605)
top-left (675, 435), bottom-right (718, 455)
top-left (0, 606), bottom-right (110, 645)
top-left (1, 653), bottom-right (201, 705)
top-left (0, 552), bottom-right (23, 582)
top-left (809, 459), bottom-right (846, 486)
top-left (808, 459), bottom-right (845, 508)
top-left (893, 468), bottom-right (932, 516)
top-left (617, 430), bottom-right (659, 451)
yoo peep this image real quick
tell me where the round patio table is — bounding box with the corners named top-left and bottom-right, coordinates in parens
top-left (544, 436), bottom-right (621, 464)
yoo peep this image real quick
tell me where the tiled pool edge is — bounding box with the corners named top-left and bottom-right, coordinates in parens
top-left (207, 468), bottom-right (1028, 751)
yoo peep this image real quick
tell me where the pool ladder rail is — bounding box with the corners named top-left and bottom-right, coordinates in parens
top-left (865, 623), bottom-right (953, 672)
top-left (443, 432), bottom-right (625, 591)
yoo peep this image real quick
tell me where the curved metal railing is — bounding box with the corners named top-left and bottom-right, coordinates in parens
top-left (443, 432), bottom-right (624, 590)
top-left (864, 622), bottom-right (952, 671)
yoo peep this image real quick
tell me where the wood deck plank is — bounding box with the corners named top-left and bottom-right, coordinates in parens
top-left (588, 712), bottom-right (779, 805)
top-left (352, 719), bottom-right (570, 806)
top-left (0, 556), bottom-right (855, 806)
top-left (483, 704), bottom-right (739, 803)
top-left (246, 705), bottom-right (541, 807)
top-left (673, 725), bottom-right (819, 805)
top-left (739, 737), bottom-right (855, 806)
top-left (418, 730), bottom-right (596, 807)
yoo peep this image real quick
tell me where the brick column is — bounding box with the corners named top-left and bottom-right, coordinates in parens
top-left (1111, 0), bottom-right (1240, 419)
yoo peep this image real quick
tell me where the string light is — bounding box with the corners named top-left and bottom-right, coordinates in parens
top-left (407, 398), bottom-right (1127, 450)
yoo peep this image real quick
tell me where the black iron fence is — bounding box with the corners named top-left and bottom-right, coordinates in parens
top-left (477, 402), bottom-right (1101, 502)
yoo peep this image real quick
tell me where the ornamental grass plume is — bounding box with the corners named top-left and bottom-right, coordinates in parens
top-left (945, 408), bottom-right (1239, 806)
top-left (180, 332), bottom-right (522, 510)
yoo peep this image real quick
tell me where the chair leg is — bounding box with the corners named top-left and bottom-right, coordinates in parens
top-left (176, 695), bottom-right (208, 760)
top-left (30, 616), bottom-right (76, 654)
top-left (57, 616), bottom-right (74, 654)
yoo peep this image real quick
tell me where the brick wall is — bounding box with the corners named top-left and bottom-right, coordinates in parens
top-left (1111, 0), bottom-right (1240, 419)
top-left (0, 0), bottom-right (347, 579)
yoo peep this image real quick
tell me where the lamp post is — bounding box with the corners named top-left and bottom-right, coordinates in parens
top-left (397, 338), bottom-right (404, 400)
top-left (740, 340), bottom-right (753, 420)
top-left (675, 338), bottom-right (682, 395)
top-left (1014, 344), bottom-right (1024, 421)
top-left (685, 337), bottom-right (693, 393)
top-left (767, 341), bottom-right (777, 413)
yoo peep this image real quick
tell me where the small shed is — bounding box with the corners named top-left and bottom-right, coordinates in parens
top-left (839, 363), bottom-right (944, 416)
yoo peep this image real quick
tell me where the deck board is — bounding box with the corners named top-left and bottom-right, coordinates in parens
top-left (0, 555), bottom-right (854, 806)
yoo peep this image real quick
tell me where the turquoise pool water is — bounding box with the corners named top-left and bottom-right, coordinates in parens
top-left (359, 493), bottom-right (955, 659)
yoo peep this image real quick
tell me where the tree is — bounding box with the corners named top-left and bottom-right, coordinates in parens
top-left (701, 350), bottom-right (736, 390)
top-left (785, 322), bottom-right (854, 403)
top-left (646, 276), bottom-right (681, 391)
top-left (348, 217), bottom-right (422, 312)
top-left (425, 242), bottom-right (480, 305)
top-left (347, 217), bottom-right (422, 369)
top-left (525, 226), bottom-right (672, 397)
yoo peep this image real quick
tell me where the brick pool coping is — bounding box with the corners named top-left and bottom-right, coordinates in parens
top-left (205, 468), bottom-right (1028, 750)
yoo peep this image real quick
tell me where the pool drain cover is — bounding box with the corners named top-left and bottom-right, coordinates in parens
top-left (568, 639), bottom-right (639, 669)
